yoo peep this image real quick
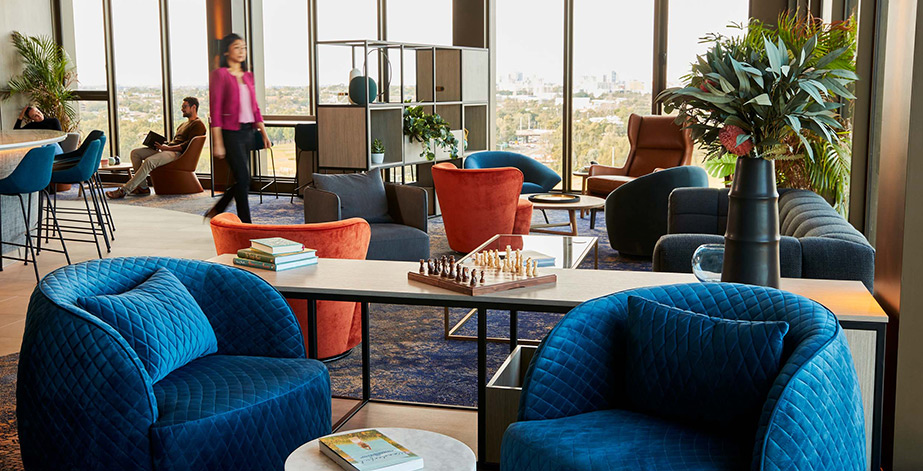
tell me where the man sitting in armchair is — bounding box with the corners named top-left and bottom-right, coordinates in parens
top-left (106, 97), bottom-right (206, 198)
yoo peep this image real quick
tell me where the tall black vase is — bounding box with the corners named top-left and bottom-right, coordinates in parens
top-left (721, 156), bottom-right (781, 288)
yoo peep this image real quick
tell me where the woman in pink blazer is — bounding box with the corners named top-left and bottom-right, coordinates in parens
top-left (204, 33), bottom-right (271, 223)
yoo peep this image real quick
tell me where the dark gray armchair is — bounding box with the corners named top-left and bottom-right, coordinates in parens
top-left (605, 166), bottom-right (709, 257)
top-left (652, 187), bottom-right (875, 291)
top-left (305, 172), bottom-right (430, 261)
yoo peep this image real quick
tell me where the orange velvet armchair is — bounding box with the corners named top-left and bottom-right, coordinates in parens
top-left (150, 135), bottom-right (206, 195)
top-left (210, 213), bottom-right (371, 359)
top-left (586, 114), bottom-right (693, 198)
top-left (431, 162), bottom-right (533, 253)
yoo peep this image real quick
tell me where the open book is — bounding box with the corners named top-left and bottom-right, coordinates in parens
top-left (142, 131), bottom-right (167, 149)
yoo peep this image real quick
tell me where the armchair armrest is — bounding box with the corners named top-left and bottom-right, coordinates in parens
top-left (18, 291), bottom-right (158, 469)
top-left (198, 263), bottom-right (307, 358)
top-left (304, 187), bottom-right (341, 223)
top-left (385, 183), bottom-right (428, 232)
top-left (667, 187), bottom-right (729, 234)
top-left (588, 163), bottom-right (628, 177)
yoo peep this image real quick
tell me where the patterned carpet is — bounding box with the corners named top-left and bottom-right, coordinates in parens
top-left (0, 188), bottom-right (650, 468)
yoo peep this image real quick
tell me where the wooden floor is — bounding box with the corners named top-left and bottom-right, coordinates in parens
top-left (0, 202), bottom-right (480, 457)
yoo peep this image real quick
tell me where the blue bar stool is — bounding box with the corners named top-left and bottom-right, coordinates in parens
top-left (0, 146), bottom-right (69, 281)
top-left (44, 135), bottom-right (110, 257)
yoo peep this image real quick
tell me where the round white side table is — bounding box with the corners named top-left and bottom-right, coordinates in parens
top-left (285, 427), bottom-right (476, 471)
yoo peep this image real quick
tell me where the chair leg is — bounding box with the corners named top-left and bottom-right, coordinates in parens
top-left (0, 197), bottom-right (4, 271)
top-left (94, 173), bottom-right (116, 234)
top-left (542, 209), bottom-right (549, 224)
top-left (85, 180), bottom-right (111, 253)
top-left (17, 194), bottom-right (40, 282)
top-left (81, 188), bottom-right (104, 258)
top-left (42, 190), bottom-right (70, 265)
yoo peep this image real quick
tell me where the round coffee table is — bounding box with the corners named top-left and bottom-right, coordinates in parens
top-left (521, 194), bottom-right (605, 236)
top-left (285, 427), bottom-right (476, 471)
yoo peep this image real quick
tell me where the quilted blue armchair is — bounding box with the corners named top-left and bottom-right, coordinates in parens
top-left (464, 151), bottom-right (561, 193)
top-left (17, 257), bottom-right (332, 470)
top-left (502, 283), bottom-right (866, 471)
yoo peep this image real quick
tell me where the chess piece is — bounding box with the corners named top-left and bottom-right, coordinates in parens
top-left (462, 267), bottom-right (469, 282)
top-left (470, 275), bottom-right (477, 287)
top-left (480, 270), bottom-right (486, 284)
top-left (427, 260), bottom-right (434, 275)
top-left (455, 268), bottom-right (462, 282)
top-left (531, 260), bottom-right (538, 276)
top-left (525, 258), bottom-right (532, 276)
top-left (419, 259), bottom-right (425, 274)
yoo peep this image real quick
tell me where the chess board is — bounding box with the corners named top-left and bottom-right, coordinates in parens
top-left (407, 264), bottom-right (556, 296)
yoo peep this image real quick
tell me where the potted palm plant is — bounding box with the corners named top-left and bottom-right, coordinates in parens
top-left (2, 32), bottom-right (79, 132)
top-left (659, 12), bottom-right (857, 287)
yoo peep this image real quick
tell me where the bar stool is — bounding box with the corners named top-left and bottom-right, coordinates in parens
top-left (43, 137), bottom-right (110, 257)
top-left (0, 146), bottom-right (69, 282)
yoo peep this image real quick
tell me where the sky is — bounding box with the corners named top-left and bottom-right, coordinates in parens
top-left (70, 0), bottom-right (748, 89)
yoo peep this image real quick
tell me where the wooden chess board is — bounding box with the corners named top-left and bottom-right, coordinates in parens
top-left (407, 264), bottom-right (556, 296)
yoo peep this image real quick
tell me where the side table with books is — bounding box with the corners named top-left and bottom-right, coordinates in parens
top-left (285, 428), bottom-right (475, 471)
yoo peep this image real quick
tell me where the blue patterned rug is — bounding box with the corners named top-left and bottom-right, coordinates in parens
top-left (0, 189), bottom-right (650, 467)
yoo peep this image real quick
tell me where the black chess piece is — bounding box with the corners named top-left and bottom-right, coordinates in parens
top-left (419, 259), bottom-right (425, 274)
top-left (469, 275), bottom-right (477, 287)
top-left (462, 267), bottom-right (469, 282)
top-left (455, 269), bottom-right (462, 282)
top-left (479, 270), bottom-right (486, 284)
top-left (428, 260), bottom-right (435, 275)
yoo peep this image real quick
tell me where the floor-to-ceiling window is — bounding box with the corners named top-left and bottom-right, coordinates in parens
top-left (111, 0), bottom-right (166, 160)
top-left (571, 0), bottom-right (654, 191)
top-left (68, 0), bottom-right (110, 148)
top-left (495, 0), bottom-right (565, 186)
top-left (168, 0), bottom-right (211, 173)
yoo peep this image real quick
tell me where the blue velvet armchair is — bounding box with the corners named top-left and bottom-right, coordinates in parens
top-left (464, 151), bottom-right (561, 193)
top-left (17, 257), bottom-right (332, 470)
top-left (502, 283), bottom-right (866, 471)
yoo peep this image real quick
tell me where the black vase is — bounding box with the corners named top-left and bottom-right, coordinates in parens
top-left (721, 156), bottom-right (781, 288)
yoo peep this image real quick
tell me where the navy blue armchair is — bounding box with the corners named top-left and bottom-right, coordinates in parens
top-left (502, 283), bottom-right (866, 471)
top-left (464, 151), bottom-right (561, 193)
top-left (18, 257), bottom-right (332, 470)
top-left (605, 165), bottom-right (709, 257)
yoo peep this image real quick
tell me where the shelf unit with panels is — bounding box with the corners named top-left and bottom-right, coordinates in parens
top-left (315, 40), bottom-right (489, 178)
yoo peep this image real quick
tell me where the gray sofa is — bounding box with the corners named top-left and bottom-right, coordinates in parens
top-left (652, 188), bottom-right (875, 291)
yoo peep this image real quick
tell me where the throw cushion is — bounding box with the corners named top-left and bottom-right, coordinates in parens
top-left (79, 268), bottom-right (218, 383)
top-left (624, 295), bottom-right (789, 428)
top-left (313, 171), bottom-right (393, 223)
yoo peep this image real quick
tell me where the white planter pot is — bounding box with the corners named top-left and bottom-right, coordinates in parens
top-left (403, 130), bottom-right (465, 164)
top-left (371, 152), bottom-right (385, 164)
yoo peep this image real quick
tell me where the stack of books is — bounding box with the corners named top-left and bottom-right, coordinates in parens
top-left (233, 237), bottom-right (317, 271)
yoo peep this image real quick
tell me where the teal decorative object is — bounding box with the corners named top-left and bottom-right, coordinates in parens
top-left (349, 76), bottom-right (377, 105)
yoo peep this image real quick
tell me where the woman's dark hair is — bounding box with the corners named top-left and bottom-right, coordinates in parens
top-left (218, 33), bottom-right (248, 72)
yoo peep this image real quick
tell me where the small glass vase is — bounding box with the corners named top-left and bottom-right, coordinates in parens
top-left (692, 244), bottom-right (725, 283)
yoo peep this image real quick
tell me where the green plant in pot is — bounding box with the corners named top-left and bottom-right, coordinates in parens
top-left (2, 32), bottom-right (79, 132)
top-left (659, 12), bottom-right (857, 287)
top-left (403, 106), bottom-right (458, 161)
top-left (371, 138), bottom-right (385, 165)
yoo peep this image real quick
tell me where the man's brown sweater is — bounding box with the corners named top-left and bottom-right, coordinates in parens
top-left (168, 118), bottom-right (207, 152)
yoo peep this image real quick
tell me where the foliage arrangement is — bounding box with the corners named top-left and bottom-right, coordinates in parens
top-left (371, 138), bottom-right (385, 154)
top-left (659, 12), bottom-right (857, 214)
top-left (2, 32), bottom-right (79, 132)
top-left (403, 106), bottom-right (458, 160)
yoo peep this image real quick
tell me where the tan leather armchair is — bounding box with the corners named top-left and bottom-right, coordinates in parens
top-left (150, 135), bottom-right (206, 194)
top-left (586, 114), bottom-right (693, 198)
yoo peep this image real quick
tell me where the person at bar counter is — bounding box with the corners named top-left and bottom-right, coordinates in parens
top-left (14, 105), bottom-right (62, 131)
top-left (203, 33), bottom-right (270, 223)
top-left (106, 97), bottom-right (206, 199)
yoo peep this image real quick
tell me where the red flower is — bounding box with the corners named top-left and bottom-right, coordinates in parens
top-left (719, 125), bottom-right (754, 156)
top-left (699, 80), bottom-right (715, 92)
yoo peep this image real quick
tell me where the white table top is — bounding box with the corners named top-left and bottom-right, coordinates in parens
top-left (521, 193), bottom-right (605, 210)
top-left (208, 255), bottom-right (888, 324)
top-left (285, 428), bottom-right (476, 471)
top-left (0, 130), bottom-right (66, 151)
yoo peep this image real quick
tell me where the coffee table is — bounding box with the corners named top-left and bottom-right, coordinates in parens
top-left (444, 233), bottom-right (599, 345)
top-left (521, 194), bottom-right (605, 236)
top-left (285, 427), bottom-right (476, 471)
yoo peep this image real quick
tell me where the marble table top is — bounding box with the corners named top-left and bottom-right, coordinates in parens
top-left (285, 427), bottom-right (476, 471)
top-left (0, 130), bottom-right (66, 151)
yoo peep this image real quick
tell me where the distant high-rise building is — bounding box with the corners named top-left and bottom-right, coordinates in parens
top-left (610, 71), bottom-right (618, 83)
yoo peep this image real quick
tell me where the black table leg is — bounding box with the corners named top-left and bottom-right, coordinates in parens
top-left (590, 208), bottom-right (597, 229)
top-left (510, 310), bottom-right (518, 353)
top-left (477, 306), bottom-right (487, 466)
top-left (307, 298), bottom-right (318, 359)
top-left (361, 302), bottom-right (371, 401)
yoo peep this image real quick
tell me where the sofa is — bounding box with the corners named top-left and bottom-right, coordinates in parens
top-left (585, 113), bottom-right (693, 198)
top-left (501, 282), bottom-right (866, 470)
top-left (653, 188), bottom-right (875, 291)
top-left (17, 257), bottom-right (332, 470)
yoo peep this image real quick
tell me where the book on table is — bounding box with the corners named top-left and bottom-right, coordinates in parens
top-left (250, 237), bottom-right (305, 255)
top-left (319, 429), bottom-right (423, 471)
top-left (233, 256), bottom-right (317, 272)
top-left (237, 247), bottom-right (316, 264)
